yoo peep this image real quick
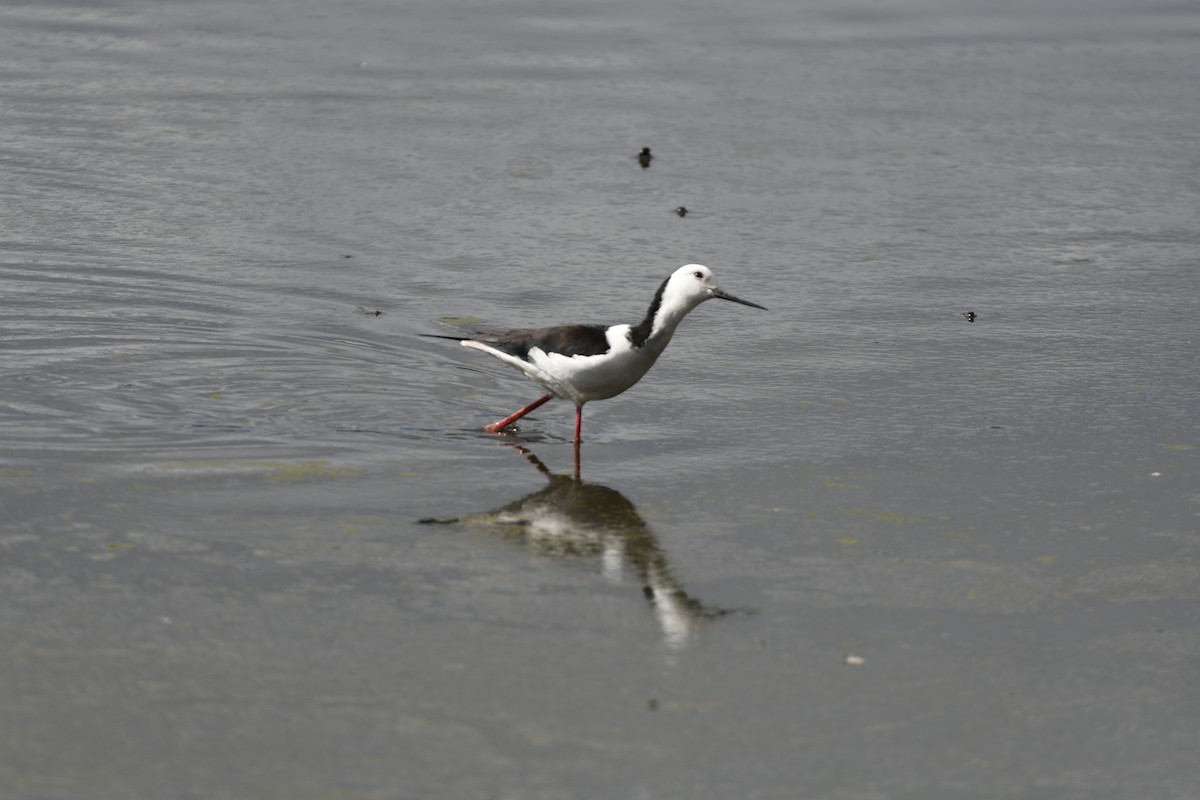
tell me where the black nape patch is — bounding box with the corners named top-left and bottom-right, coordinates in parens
top-left (628, 276), bottom-right (669, 348)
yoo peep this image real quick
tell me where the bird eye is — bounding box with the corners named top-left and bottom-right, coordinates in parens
top-left (693, 271), bottom-right (703, 279)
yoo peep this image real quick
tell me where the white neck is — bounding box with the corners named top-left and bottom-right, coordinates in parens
top-left (630, 275), bottom-right (707, 350)
top-left (649, 290), bottom-right (703, 341)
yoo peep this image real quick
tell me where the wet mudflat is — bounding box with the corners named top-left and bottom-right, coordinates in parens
top-left (2, 1), bottom-right (1198, 798)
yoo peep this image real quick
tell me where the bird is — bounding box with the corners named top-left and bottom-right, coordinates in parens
top-left (424, 264), bottom-right (766, 444)
top-left (637, 147), bottom-right (653, 169)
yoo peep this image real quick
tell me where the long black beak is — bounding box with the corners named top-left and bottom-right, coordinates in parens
top-left (712, 287), bottom-right (767, 310)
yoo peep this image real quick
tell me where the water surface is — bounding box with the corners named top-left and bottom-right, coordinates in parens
top-left (2, 1), bottom-right (1198, 798)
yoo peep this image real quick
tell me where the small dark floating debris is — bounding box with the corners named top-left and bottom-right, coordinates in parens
top-left (675, 206), bottom-right (688, 217)
top-left (962, 311), bottom-right (977, 323)
top-left (637, 147), bottom-right (653, 169)
top-left (646, 698), bottom-right (659, 711)
top-left (355, 306), bottom-right (384, 317)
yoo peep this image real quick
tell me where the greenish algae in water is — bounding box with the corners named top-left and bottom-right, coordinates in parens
top-left (153, 459), bottom-right (363, 483)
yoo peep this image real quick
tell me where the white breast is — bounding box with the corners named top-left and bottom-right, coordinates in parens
top-left (528, 324), bottom-right (659, 404)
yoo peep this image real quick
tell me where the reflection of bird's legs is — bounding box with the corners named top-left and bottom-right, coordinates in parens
top-left (512, 436), bottom-right (581, 482)
top-left (512, 445), bottom-right (553, 477)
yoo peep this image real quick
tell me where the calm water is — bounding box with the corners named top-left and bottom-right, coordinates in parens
top-left (3, 1), bottom-right (1198, 798)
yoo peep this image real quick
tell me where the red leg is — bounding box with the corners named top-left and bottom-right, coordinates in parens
top-left (574, 405), bottom-right (583, 445)
top-left (484, 393), bottom-right (552, 433)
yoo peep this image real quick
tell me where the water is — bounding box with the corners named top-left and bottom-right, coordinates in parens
top-left (3, 1), bottom-right (1198, 798)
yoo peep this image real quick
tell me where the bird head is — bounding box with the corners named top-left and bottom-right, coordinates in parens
top-left (668, 264), bottom-right (768, 311)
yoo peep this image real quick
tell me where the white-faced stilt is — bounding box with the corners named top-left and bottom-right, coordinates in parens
top-left (424, 263), bottom-right (766, 447)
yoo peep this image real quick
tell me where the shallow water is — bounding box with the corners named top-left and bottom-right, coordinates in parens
top-left (2, 1), bottom-right (1199, 798)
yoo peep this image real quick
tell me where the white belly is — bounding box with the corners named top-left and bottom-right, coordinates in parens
top-left (529, 345), bottom-right (657, 404)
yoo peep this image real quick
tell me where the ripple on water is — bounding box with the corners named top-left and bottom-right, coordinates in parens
top-left (1, 254), bottom-right (458, 459)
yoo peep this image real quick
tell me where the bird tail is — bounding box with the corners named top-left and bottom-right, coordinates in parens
top-left (418, 333), bottom-right (470, 342)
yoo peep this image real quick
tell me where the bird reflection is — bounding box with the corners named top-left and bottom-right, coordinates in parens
top-left (420, 446), bottom-right (727, 648)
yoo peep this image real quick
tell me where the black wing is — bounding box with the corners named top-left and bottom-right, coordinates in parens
top-left (474, 324), bottom-right (611, 361)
